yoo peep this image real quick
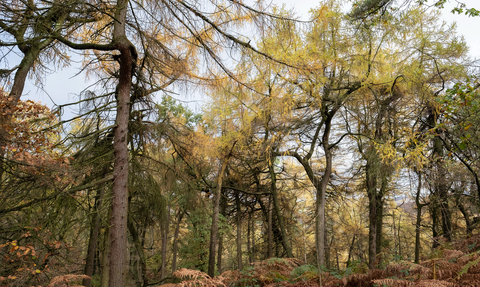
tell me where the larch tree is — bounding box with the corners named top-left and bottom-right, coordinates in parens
top-left (5, 0), bottom-right (300, 284)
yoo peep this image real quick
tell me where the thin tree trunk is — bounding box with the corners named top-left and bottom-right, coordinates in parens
top-left (430, 200), bottom-right (441, 248)
top-left (208, 159), bottom-right (229, 277)
top-left (366, 150), bottom-right (378, 269)
top-left (269, 160), bottom-right (293, 258)
top-left (457, 199), bottom-right (473, 235)
top-left (251, 212), bottom-right (255, 262)
top-left (101, 217), bottom-right (111, 287)
top-left (217, 193), bottom-right (227, 274)
top-left (268, 195), bottom-right (273, 258)
top-left (375, 179), bottom-right (385, 266)
top-left (127, 216), bottom-right (147, 287)
top-left (172, 210), bottom-right (184, 273)
top-left (247, 212), bottom-right (252, 264)
top-left (346, 234), bottom-right (356, 267)
top-left (161, 206), bottom-right (170, 280)
top-left (83, 187), bottom-right (105, 287)
top-left (414, 171), bottom-right (428, 263)
top-left (235, 191), bottom-right (243, 270)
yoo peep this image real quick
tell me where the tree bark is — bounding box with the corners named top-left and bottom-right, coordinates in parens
top-left (108, 1), bottom-right (137, 285)
top-left (366, 147), bottom-right (378, 269)
top-left (208, 159), bottom-right (229, 277)
top-left (172, 210), bottom-right (184, 273)
top-left (83, 187), bottom-right (105, 287)
top-left (247, 212), bottom-right (252, 264)
top-left (414, 171), bottom-right (428, 263)
top-left (127, 216), bottom-right (147, 287)
top-left (346, 234), bottom-right (356, 267)
top-left (268, 195), bottom-right (273, 258)
top-left (101, 215), bottom-right (111, 287)
top-left (161, 206), bottom-right (170, 280)
top-left (269, 160), bottom-right (293, 258)
top-left (217, 193), bottom-right (227, 274)
top-left (235, 191), bottom-right (243, 270)
top-left (251, 213), bottom-right (255, 262)
top-left (318, 111), bottom-right (334, 268)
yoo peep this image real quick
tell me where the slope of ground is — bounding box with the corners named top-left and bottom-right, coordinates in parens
top-left (166, 234), bottom-right (480, 287)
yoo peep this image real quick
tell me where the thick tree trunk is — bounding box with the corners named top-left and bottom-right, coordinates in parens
top-left (208, 159), bottom-right (229, 277)
top-left (235, 191), bottom-right (243, 270)
top-left (172, 210), bottom-right (184, 273)
top-left (318, 115), bottom-right (333, 268)
top-left (108, 1), bottom-right (136, 285)
top-left (269, 161), bottom-right (293, 258)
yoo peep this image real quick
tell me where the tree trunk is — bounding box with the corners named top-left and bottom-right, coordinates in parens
top-left (247, 212), bottom-right (252, 264)
top-left (366, 149), bottom-right (378, 269)
top-left (161, 206), bottom-right (170, 280)
top-left (375, 176), bottom-right (386, 266)
top-left (318, 114), bottom-right (334, 268)
top-left (217, 193), bottom-right (227, 274)
top-left (430, 203), bottom-right (440, 248)
top-left (108, 1), bottom-right (136, 285)
top-left (414, 171), bottom-right (427, 263)
top-left (172, 210), bottom-right (184, 273)
top-left (251, 212), bottom-right (255, 262)
top-left (101, 217), bottom-right (111, 287)
top-left (269, 160), bottom-right (293, 258)
top-left (268, 195), bottom-right (273, 258)
top-left (235, 191), bottom-right (243, 270)
top-left (346, 234), bottom-right (356, 267)
top-left (457, 198), bottom-right (473, 235)
top-left (428, 103), bottom-right (452, 242)
top-left (208, 159), bottom-right (229, 277)
top-left (127, 216), bottom-right (147, 287)
top-left (83, 187), bottom-right (105, 287)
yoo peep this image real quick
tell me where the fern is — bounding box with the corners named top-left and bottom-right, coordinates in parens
top-left (456, 255), bottom-right (480, 279)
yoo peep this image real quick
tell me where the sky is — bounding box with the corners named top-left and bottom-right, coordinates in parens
top-left (20, 0), bottom-right (480, 120)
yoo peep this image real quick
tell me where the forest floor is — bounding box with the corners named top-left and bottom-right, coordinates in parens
top-left (168, 234), bottom-right (480, 287)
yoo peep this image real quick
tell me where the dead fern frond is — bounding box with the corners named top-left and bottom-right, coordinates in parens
top-left (442, 249), bottom-right (464, 261)
top-left (47, 274), bottom-right (90, 287)
top-left (415, 279), bottom-right (456, 286)
top-left (452, 234), bottom-right (480, 253)
top-left (457, 252), bottom-right (480, 266)
top-left (456, 255), bottom-right (480, 279)
top-left (173, 268), bottom-right (209, 281)
top-left (372, 278), bottom-right (414, 286)
top-left (173, 268), bottom-right (226, 287)
top-left (457, 272), bottom-right (480, 285)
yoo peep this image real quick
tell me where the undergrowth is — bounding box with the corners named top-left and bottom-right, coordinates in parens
top-left (166, 234), bottom-right (480, 287)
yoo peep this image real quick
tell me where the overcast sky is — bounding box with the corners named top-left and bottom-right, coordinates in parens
top-left (22, 0), bottom-right (479, 120)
